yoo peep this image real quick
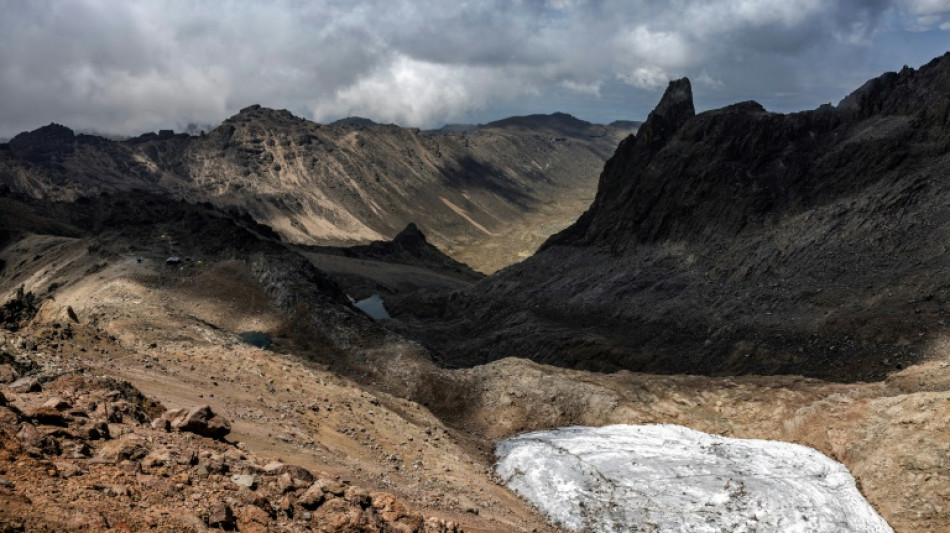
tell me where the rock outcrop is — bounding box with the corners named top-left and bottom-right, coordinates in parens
top-left (0, 366), bottom-right (463, 532)
top-left (161, 405), bottom-right (232, 439)
top-left (320, 223), bottom-right (483, 282)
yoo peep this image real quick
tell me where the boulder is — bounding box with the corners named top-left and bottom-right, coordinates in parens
top-left (207, 500), bottom-right (235, 530)
top-left (165, 405), bottom-right (231, 439)
top-left (0, 406), bottom-right (19, 427)
top-left (7, 377), bottom-right (41, 393)
top-left (97, 434), bottom-right (149, 462)
top-left (0, 364), bottom-right (18, 384)
top-left (297, 483), bottom-right (327, 510)
top-left (42, 396), bottom-right (72, 410)
top-left (262, 461), bottom-right (314, 486)
top-left (25, 406), bottom-right (70, 426)
top-left (230, 474), bottom-right (257, 489)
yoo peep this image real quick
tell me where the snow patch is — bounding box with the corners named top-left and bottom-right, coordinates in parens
top-left (495, 424), bottom-right (893, 533)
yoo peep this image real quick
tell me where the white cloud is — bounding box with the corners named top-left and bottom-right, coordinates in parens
top-left (309, 55), bottom-right (535, 127)
top-left (0, 0), bottom-right (943, 136)
top-left (696, 70), bottom-right (725, 89)
top-left (904, 0), bottom-right (950, 15)
top-left (903, 0), bottom-right (950, 29)
top-left (620, 66), bottom-right (674, 90)
top-left (561, 79), bottom-right (602, 96)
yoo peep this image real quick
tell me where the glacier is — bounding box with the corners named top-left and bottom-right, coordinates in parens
top-left (495, 424), bottom-right (893, 533)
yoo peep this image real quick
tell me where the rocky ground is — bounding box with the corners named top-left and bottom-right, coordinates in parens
top-left (0, 177), bottom-right (947, 532)
top-left (0, 243), bottom-right (947, 532)
top-left (0, 351), bottom-right (464, 532)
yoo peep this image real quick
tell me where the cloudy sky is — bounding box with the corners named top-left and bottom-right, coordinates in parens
top-left (1, 0), bottom-right (948, 138)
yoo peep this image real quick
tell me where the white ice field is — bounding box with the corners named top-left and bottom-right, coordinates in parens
top-left (495, 424), bottom-right (893, 533)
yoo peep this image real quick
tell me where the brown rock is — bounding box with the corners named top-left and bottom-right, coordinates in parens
top-left (235, 505), bottom-right (271, 533)
top-left (157, 407), bottom-right (187, 423)
top-left (106, 422), bottom-right (129, 438)
top-left (75, 421), bottom-right (108, 440)
top-left (168, 405), bottom-right (231, 439)
top-left (207, 500), bottom-right (235, 530)
top-left (263, 461), bottom-right (314, 487)
top-left (371, 491), bottom-right (424, 529)
top-left (277, 472), bottom-right (295, 493)
top-left (318, 478), bottom-right (346, 497)
top-left (54, 461), bottom-right (84, 478)
top-left (0, 406), bottom-right (19, 427)
top-left (298, 483), bottom-right (327, 510)
top-left (7, 377), bottom-right (41, 393)
top-left (142, 449), bottom-right (172, 468)
top-left (96, 434), bottom-right (149, 462)
top-left (16, 424), bottom-right (61, 456)
top-left (42, 396), bottom-right (72, 410)
top-left (0, 364), bottom-right (18, 384)
top-left (344, 485), bottom-right (371, 508)
top-left (26, 406), bottom-right (70, 426)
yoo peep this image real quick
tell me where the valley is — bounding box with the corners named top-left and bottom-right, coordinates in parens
top-left (0, 54), bottom-right (948, 533)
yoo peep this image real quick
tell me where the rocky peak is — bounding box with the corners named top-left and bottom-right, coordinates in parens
top-left (542, 58), bottom-right (947, 252)
top-left (226, 104), bottom-right (301, 126)
top-left (332, 116), bottom-right (379, 127)
top-left (9, 123), bottom-right (77, 162)
top-left (393, 222), bottom-right (427, 248)
top-left (484, 112), bottom-right (602, 138)
top-left (837, 52), bottom-right (950, 123)
top-left (542, 78), bottom-right (696, 249)
top-left (339, 223), bottom-right (482, 281)
top-left (635, 78), bottom-right (695, 151)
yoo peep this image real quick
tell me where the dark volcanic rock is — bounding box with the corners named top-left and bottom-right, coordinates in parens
top-left (329, 223), bottom-right (482, 282)
top-left (393, 53), bottom-right (950, 381)
top-left (8, 124), bottom-right (76, 163)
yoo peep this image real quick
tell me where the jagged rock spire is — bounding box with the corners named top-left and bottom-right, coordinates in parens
top-left (635, 78), bottom-right (695, 153)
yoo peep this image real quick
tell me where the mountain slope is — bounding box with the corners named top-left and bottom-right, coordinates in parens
top-left (0, 109), bottom-right (628, 273)
top-left (0, 152), bottom-right (947, 533)
top-left (392, 53), bottom-right (950, 381)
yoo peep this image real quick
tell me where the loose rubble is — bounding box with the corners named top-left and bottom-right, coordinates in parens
top-left (0, 357), bottom-right (463, 532)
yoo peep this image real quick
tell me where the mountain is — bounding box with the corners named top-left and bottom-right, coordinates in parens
top-left (0, 107), bottom-right (628, 273)
top-left (391, 53), bottom-right (950, 382)
top-left (320, 223), bottom-right (481, 281)
top-left (331, 116), bottom-right (381, 127)
top-left (1, 56), bottom-right (949, 532)
top-left (297, 223), bottom-right (483, 301)
top-left (1, 186), bottom-right (947, 532)
top-left (607, 119), bottom-right (642, 132)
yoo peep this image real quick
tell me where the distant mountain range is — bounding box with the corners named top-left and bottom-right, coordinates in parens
top-left (0, 109), bottom-right (633, 272)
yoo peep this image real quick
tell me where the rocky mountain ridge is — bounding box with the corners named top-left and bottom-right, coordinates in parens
top-left (392, 53), bottom-right (950, 381)
top-left (313, 223), bottom-right (482, 283)
top-left (0, 107), bottom-right (630, 273)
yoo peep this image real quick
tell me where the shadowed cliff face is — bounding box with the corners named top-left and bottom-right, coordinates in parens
top-left (391, 53), bottom-right (950, 382)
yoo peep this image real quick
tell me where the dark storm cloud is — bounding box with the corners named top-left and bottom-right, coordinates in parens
top-left (0, 0), bottom-right (947, 137)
